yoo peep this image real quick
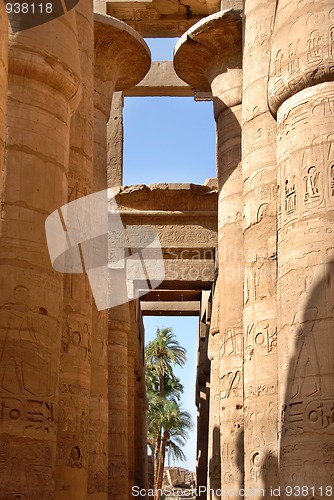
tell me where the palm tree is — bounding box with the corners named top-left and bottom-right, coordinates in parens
top-left (154, 400), bottom-right (192, 499)
top-left (145, 327), bottom-right (192, 500)
top-left (145, 327), bottom-right (187, 396)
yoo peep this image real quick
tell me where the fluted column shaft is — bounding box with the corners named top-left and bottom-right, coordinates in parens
top-left (0, 13), bottom-right (81, 498)
top-left (108, 303), bottom-right (131, 499)
top-left (207, 283), bottom-right (221, 500)
top-left (93, 16), bottom-right (151, 500)
top-left (242, 0), bottom-right (278, 496)
top-left (55, 2), bottom-right (94, 498)
top-left (268, 0), bottom-right (334, 496)
top-left (217, 102), bottom-right (244, 498)
top-left (174, 11), bottom-right (243, 498)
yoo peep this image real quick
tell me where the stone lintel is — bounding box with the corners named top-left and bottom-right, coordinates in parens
top-left (141, 301), bottom-right (200, 315)
top-left (124, 61), bottom-right (193, 97)
top-left (141, 289), bottom-right (202, 302)
top-left (105, 0), bottom-right (221, 37)
top-left (116, 183), bottom-right (218, 212)
top-left (94, 13), bottom-right (151, 91)
top-left (173, 9), bottom-right (242, 110)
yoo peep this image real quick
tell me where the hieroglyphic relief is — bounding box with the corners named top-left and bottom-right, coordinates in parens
top-left (0, 438), bottom-right (53, 497)
top-left (268, 1), bottom-right (334, 114)
top-left (0, 286), bottom-right (56, 399)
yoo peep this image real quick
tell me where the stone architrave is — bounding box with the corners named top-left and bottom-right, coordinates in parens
top-left (0, 2), bottom-right (7, 177)
top-left (268, 0), bottom-right (334, 495)
top-left (0, 12), bottom-right (81, 499)
top-left (55, 1), bottom-right (94, 498)
top-left (242, 0), bottom-right (278, 496)
top-left (174, 9), bottom-right (244, 497)
top-left (93, 14), bottom-right (151, 500)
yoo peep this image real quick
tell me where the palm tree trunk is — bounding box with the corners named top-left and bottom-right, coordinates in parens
top-left (154, 432), bottom-right (168, 500)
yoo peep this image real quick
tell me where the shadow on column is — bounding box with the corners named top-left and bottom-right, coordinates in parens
top-left (280, 260), bottom-right (334, 491)
top-left (208, 426), bottom-right (221, 499)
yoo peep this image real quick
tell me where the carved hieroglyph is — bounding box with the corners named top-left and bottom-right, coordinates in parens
top-left (94, 14), bottom-right (151, 500)
top-left (108, 301), bottom-right (131, 499)
top-left (268, 0), bottom-right (334, 495)
top-left (207, 283), bottom-right (221, 500)
top-left (174, 9), bottom-right (244, 498)
top-left (242, 0), bottom-right (278, 496)
top-left (0, 10), bottom-right (81, 498)
top-left (55, 2), bottom-right (94, 498)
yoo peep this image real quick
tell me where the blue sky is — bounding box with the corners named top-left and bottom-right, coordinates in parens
top-left (144, 316), bottom-right (199, 472)
top-left (125, 38), bottom-right (216, 472)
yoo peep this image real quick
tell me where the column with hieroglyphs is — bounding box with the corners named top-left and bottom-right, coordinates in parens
top-left (108, 302), bottom-right (131, 498)
top-left (0, 2), bottom-right (7, 176)
top-left (268, 0), bottom-right (334, 495)
top-left (0, 12), bottom-right (81, 498)
top-left (93, 14), bottom-right (150, 499)
top-left (134, 310), bottom-right (149, 496)
top-left (174, 9), bottom-right (244, 497)
top-left (55, 1), bottom-right (94, 498)
top-left (206, 282), bottom-right (221, 500)
top-left (242, 0), bottom-right (278, 496)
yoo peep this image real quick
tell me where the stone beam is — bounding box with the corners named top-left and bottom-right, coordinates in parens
top-left (105, 0), bottom-right (221, 37)
top-left (141, 301), bottom-right (200, 315)
top-left (117, 183), bottom-right (217, 289)
top-left (124, 62), bottom-right (193, 97)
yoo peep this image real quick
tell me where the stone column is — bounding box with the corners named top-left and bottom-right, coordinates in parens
top-left (55, 1), bottom-right (94, 498)
top-left (268, 0), bottom-right (334, 495)
top-left (0, 1), bottom-right (7, 177)
top-left (134, 311), bottom-right (149, 496)
top-left (128, 301), bottom-right (137, 496)
top-left (0, 12), bottom-right (81, 498)
top-left (93, 14), bottom-right (150, 500)
top-left (107, 91), bottom-right (124, 187)
top-left (196, 292), bottom-right (211, 498)
top-left (174, 9), bottom-right (243, 498)
top-left (207, 282), bottom-right (221, 500)
top-left (242, 0), bottom-right (278, 496)
top-left (108, 302), bottom-right (131, 498)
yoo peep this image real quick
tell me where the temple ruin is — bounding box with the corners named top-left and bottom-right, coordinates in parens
top-left (0, 0), bottom-right (334, 498)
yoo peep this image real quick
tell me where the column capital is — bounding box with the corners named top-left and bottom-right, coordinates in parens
top-left (94, 14), bottom-right (151, 115)
top-left (8, 13), bottom-right (81, 113)
top-left (268, 0), bottom-right (334, 117)
top-left (173, 9), bottom-right (242, 113)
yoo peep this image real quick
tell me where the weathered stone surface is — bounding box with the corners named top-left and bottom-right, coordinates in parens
top-left (106, 0), bottom-right (220, 37)
top-left (124, 62), bottom-right (193, 97)
top-left (174, 10), bottom-right (244, 498)
top-left (0, 2), bottom-right (7, 182)
top-left (56, 2), bottom-right (94, 498)
top-left (276, 83), bottom-right (334, 495)
top-left (107, 91), bottom-right (123, 186)
top-left (268, 0), bottom-right (334, 117)
top-left (1, 1), bottom-right (334, 497)
top-left (0, 9), bottom-right (81, 498)
top-left (242, 0), bottom-right (278, 496)
top-left (108, 300), bottom-right (131, 499)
